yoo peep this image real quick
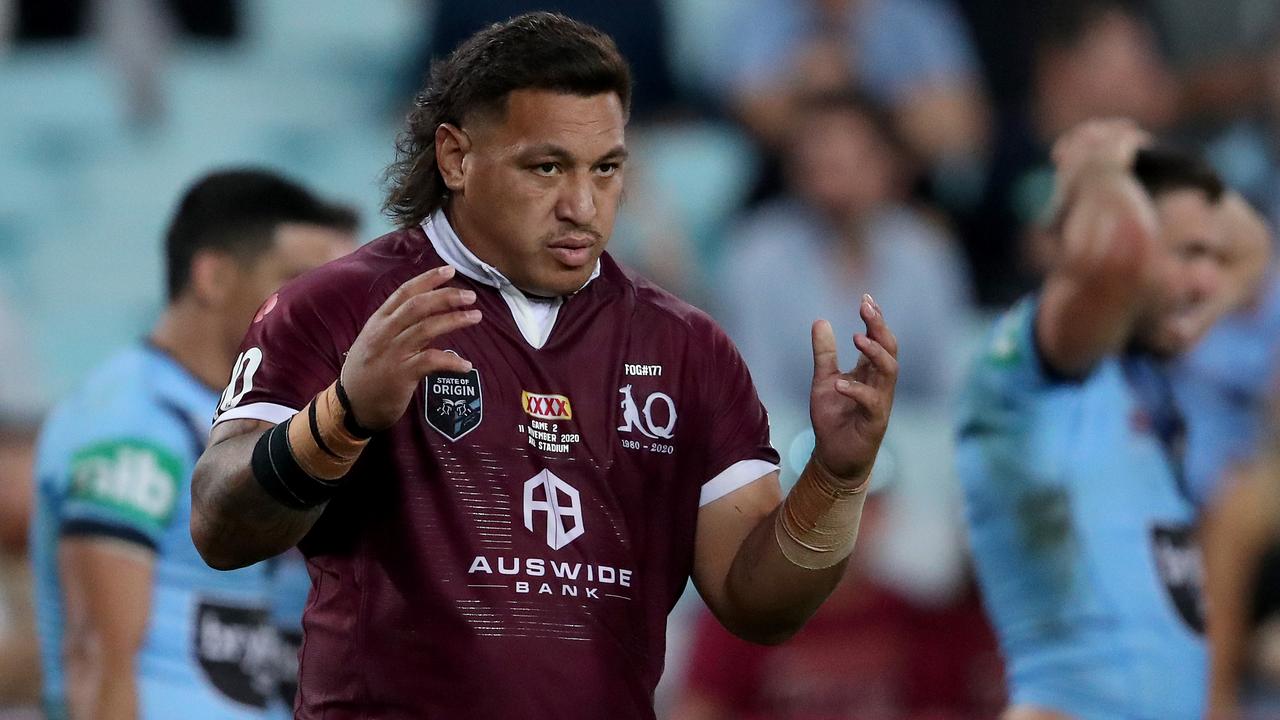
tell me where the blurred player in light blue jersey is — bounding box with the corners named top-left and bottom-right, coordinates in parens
top-left (957, 120), bottom-right (1271, 720)
top-left (31, 170), bottom-right (356, 720)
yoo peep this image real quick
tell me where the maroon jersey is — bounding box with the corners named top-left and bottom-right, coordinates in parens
top-left (214, 215), bottom-right (779, 719)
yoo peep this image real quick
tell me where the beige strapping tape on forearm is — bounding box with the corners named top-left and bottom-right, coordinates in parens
top-left (774, 458), bottom-right (868, 569)
top-left (286, 381), bottom-right (369, 481)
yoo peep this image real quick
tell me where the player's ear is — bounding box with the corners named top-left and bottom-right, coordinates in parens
top-left (188, 249), bottom-right (238, 308)
top-left (436, 123), bottom-right (471, 193)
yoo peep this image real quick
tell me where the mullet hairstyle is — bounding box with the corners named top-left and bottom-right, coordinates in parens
top-left (383, 11), bottom-right (633, 229)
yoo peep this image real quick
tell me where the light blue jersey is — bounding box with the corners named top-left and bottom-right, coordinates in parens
top-left (31, 343), bottom-right (276, 720)
top-left (956, 299), bottom-right (1205, 720)
top-left (1173, 272), bottom-right (1280, 506)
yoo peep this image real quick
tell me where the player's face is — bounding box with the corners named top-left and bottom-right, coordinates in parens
top-left (1136, 190), bottom-right (1226, 357)
top-left (226, 223), bottom-right (356, 345)
top-left (448, 89), bottom-right (627, 296)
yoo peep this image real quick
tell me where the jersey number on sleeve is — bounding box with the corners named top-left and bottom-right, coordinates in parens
top-left (219, 347), bottom-right (263, 413)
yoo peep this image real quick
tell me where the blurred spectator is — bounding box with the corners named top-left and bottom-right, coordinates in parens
top-left (716, 89), bottom-right (974, 474)
top-left (419, 1), bottom-right (678, 119)
top-left (0, 281), bottom-right (45, 551)
top-left (1144, 1), bottom-right (1280, 213)
top-left (14, 0), bottom-right (238, 40)
top-left (713, 0), bottom-right (990, 205)
top-left (963, 0), bottom-right (1179, 306)
top-left (952, 0), bottom-right (1045, 111)
top-left (1151, 0), bottom-right (1280, 128)
top-left (0, 283), bottom-right (43, 714)
top-left (11, 0), bottom-right (242, 124)
top-left (669, 494), bottom-right (1004, 720)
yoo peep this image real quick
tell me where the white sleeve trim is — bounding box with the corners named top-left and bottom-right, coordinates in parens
top-left (213, 402), bottom-right (300, 426)
top-left (699, 458), bottom-right (780, 506)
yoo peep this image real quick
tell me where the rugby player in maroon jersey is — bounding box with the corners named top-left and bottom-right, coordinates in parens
top-left (191, 13), bottom-right (898, 719)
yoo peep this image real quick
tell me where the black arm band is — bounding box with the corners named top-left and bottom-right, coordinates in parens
top-left (251, 419), bottom-right (341, 510)
top-left (334, 378), bottom-right (375, 439)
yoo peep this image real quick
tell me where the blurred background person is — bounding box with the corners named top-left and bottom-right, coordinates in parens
top-left (957, 120), bottom-right (1265, 720)
top-left (963, 0), bottom-right (1180, 307)
top-left (1149, 0), bottom-right (1280, 210)
top-left (716, 88), bottom-right (974, 469)
top-left (416, 0), bottom-right (678, 120)
top-left (0, 283), bottom-right (47, 717)
top-left (665, 486), bottom-right (1003, 717)
top-left (714, 87), bottom-right (978, 605)
top-left (29, 169), bottom-right (356, 720)
top-left (712, 0), bottom-right (990, 208)
top-left (668, 487), bottom-right (1004, 720)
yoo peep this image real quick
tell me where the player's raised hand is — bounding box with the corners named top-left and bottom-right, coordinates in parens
top-left (808, 294), bottom-right (898, 489)
top-left (1051, 118), bottom-right (1150, 185)
top-left (340, 265), bottom-right (482, 432)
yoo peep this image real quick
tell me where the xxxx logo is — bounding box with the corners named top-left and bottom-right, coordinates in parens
top-left (522, 391), bottom-right (573, 420)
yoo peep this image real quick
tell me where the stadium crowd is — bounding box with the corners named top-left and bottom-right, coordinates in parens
top-left (2, 0), bottom-right (1280, 718)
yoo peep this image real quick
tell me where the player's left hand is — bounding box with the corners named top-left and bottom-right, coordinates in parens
top-left (808, 294), bottom-right (898, 490)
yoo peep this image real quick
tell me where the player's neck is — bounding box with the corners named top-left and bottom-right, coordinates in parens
top-left (442, 204), bottom-right (505, 275)
top-left (150, 302), bottom-right (234, 392)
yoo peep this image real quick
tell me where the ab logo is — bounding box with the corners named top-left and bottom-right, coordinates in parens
top-left (523, 469), bottom-right (584, 550)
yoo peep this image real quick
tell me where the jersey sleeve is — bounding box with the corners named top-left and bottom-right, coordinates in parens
top-left (213, 268), bottom-right (367, 426)
top-left (695, 320), bottom-right (781, 506)
top-left (59, 431), bottom-right (187, 551)
top-left (956, 296), bottom-right (1080, 473)
top-left (976, 296), bottom-right (1057, 392)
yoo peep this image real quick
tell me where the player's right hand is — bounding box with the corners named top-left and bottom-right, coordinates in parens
top-left (340, 265), bottom-right (481, 432)
top-left (1051, 118), bottom-right (1150, 194)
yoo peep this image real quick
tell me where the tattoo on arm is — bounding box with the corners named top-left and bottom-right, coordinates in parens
top-left (191, 424), bottom-right (325, 569)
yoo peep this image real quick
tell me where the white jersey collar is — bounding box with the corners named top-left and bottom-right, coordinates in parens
top-left (421, 210), bottom-right (601, 292)
top-left (421, 209), bottom-right (601, 349)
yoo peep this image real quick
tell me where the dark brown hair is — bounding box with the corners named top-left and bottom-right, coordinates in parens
top-left (383, 12), bottom-right (632, 228)
top-left (165, 168), bottom-right (358, 301)
top-left (1132, 147), bottom-right (1225, 203)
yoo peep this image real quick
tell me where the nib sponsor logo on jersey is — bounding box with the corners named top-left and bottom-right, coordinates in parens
top-left (520, 391), bottom-right (581, 454)
top-left (68, 441), bottom-right (181, 531)
top-left (467, 469), bottom-right (635, 601)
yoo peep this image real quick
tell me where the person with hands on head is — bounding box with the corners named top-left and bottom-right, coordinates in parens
top-left (191, 12), bottom-right (897, 719)
top-left (957, 118), bottom-right (1266, 720)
